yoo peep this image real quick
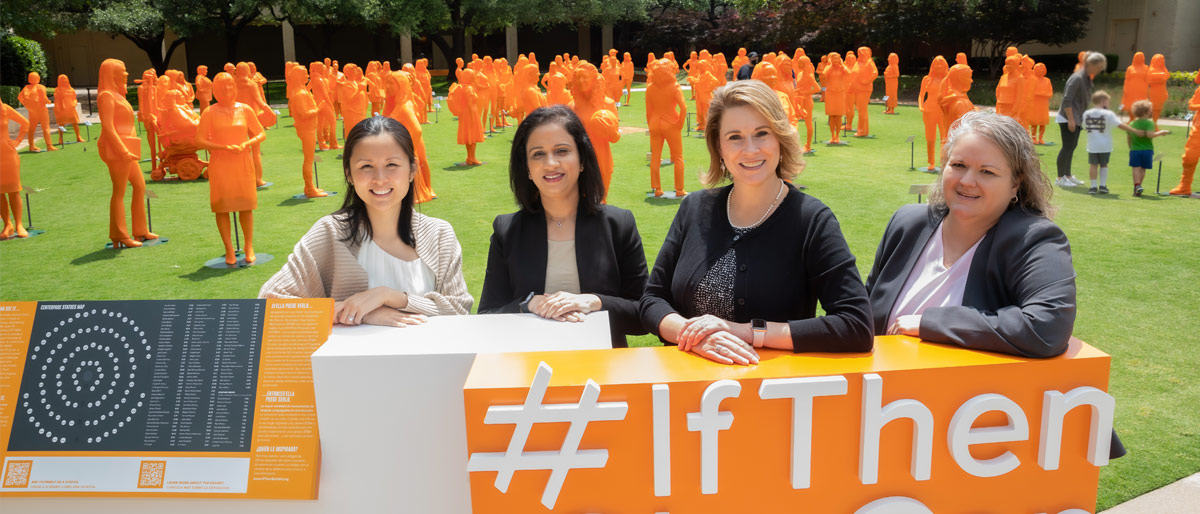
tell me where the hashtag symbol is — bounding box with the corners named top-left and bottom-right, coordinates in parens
top-left (467, 361), bottom-right (628, 509)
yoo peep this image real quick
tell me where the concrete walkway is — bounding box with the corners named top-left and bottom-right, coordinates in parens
top-left (1100, 472), bottom-right (1200, 513)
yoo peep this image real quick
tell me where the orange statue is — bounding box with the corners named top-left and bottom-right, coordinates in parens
top-left (570, 62), bottom-right (621, 201)
top-left (1147, 53), bottom-right (1169, 129)
top-left (235, 62), bottom-right (275, 187)
top-left (366, 61), bottom-right (384, 116)
top-left (994, 55), bottom-right (1020, 117)
top-left (822, 52), bottom-right (850, 144)
top-left (602, 57), bottom-right (623, 104)
top-left (1073, 51), bottom-right (1086, 73)
top-left (338, 64), bottom-right (368, 139)
top-left (544, 62), bottom-right (573, 106)
top-left (1120, 52), bottom-right (1149, 120)
top-left (98, 59), bottom-right (158, 248)
top-left (683, 51), bottom-right (700, 97)
top-left (512, 64), bottom-right (547, 126)
top-left (53, 74), bottom-right (85, 143)
top-left (310, 61), bottom-right (339, 150)
top-left (195, 65), bottom-right (213, 113)
top-left (692, 60), bottom-right (719, 132)
top-left (917, 56), bottom-right (949, 169)
top-left (1013, 56), bottom-right (1034, 126)
top-left (447, 68), bottom-right (484, 165)
top-left (884, 53), bottom-right (899, 114)
top-left (752, 62), bottom-right (796, 124)
top-left (287, 66), bottom-right (326, 198)
top-left (940, 64), bottom-right (974, 126)
top-left (384, 71), bottom-right (435, 203)
top-left (495, 57), bottom-right (515, 127)
top-left (416, 58), bottom-right (434, 116)
top-left (842, 52), bottom-right (858, 131)
top-left (195, 72), bottom-right (265, 265)
top-left (1168, 69), bottom-right (1200, 196)
top-left (794, 55), bottom-right (819, 152)
top-left (621, 52), bottom-right (635, 105)
top-left (471, 59), bottom-right (495, 133)
top-left (1027, 63), bottom-right (1053, 144)
top-left (851, 46), bottom-right (877, 136)
top-left (17, 72), bottom-right (56, 152)
top-left (1, 100), bottom-right (29, 239)
top-left (136, 70), bottom-right (161, 170)
top-left (713, 52), bottom-right (729, 86)
top-left (731, 48), bottom-right (749, 77)
top-left (645, 59), bottom-right (687, 197)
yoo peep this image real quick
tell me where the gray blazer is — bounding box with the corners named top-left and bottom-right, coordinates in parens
top-left (864, 204), bottom-right (1077, 358)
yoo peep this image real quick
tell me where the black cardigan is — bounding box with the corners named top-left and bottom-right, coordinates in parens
top-left (639, 184), bottom-right (873, 352)
top-left (864, 204), bottom-right (1077, 358)
top-left (478, 204), bottom-right (649, 347)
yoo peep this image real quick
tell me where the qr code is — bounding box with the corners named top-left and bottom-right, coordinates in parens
top-left (137, 460), bottom-right (166, 488)
top-left (3, 460), bottom-right (32, 488)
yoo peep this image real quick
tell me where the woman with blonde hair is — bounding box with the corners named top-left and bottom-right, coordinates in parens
top-left (640, 80), bottom-right (873, 365)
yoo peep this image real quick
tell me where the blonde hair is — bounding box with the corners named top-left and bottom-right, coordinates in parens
top-left (702, 80), bottom-right (804, 186)
top-left (930, 111), bottom-right (1056, 218)
top-left (1131, 99), bottom-right (1153, 118)
top-left (1091, 90), bottom-right (1109, 105)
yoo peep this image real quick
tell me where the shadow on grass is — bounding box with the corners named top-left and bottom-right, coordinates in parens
top-left (178, 265), bottom-right (240, 282)
top-left (277, 197), bottom-right (315, 207)
top-left (70, 248), bottom-right (119, 265)
top-left (442, 163), bottom-right (478, 171)
top-left (642, 196), bottom-right (686, 207)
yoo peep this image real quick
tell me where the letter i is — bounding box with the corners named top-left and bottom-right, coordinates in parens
top-left (652, 384), bottom-right (670, 497)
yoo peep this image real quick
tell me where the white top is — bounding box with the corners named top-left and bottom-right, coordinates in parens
top-left (356, 238), bottom-right (436, 296)
top-left (544, 239), bottom-right (581, 294)
top-left (886, 222), bottom-right (983, 329)
top-left (1082, 107), bottom-right (1122, 153)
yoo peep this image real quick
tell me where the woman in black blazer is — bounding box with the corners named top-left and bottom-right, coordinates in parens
top-left (479, 105), bottom-right (648, 347)
top-left (639, 80), bottom-right (873, 365)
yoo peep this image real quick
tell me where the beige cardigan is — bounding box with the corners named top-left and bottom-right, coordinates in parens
top-left (258, 213), bottom-right (473, 315)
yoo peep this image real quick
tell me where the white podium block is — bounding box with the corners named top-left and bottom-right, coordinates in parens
top-left (310, 312), bottom-right (611, 513)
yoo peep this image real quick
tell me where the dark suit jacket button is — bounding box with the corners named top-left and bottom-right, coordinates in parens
top-left (737, 298), bottom-right (745, 305)
top-left (738, 264), bottom-right (747, 272)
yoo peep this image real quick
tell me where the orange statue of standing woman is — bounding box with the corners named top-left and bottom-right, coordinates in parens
top-left (338, 63), bottom-right (369, 139)
top-left (1027, 63), bottom-right (1053, 144)
top-left (940, 64), bottom-right (974, 126)
top-left (544, 62), bottom-right (573, 106)
top-left (692, 60), bottom-right (719, 132)
top-left (1146, 54), bottom-right (1169, 129)
top-left (195, 65), bottom-right (213, 113)
top-left (884, 53), bottom-right (899, 114)
top-left (994, 55), bottom-right (1020, 118)
top-left (731, 48), bottom-right (749, 77)
top-left (512, 64), bottom-right (547, 126)
top-left (287, 65), bottom-right (326, 198)
top-left (53, 74), bottom-right (85, 142)
top-left (842, 52), bottom-right (858, 130)
top-left (447, 68), bottom-right (484, 166)
top-left (645, 59), bottom-right (687, 197)
top-left (851, 46), bottom-right (877, 136)
top-left (310, 62), bottom-right (339, 150)
top-left (137, 70), bottom-right (160, 169)
top-left (98, 59), bottom-right (158, 248)
top-left (1120, 52), bottom-right (1149, 121)
top-left (822, 52), bottom-right (850, 144)
top-left (196, 72), bottom-right (264, 265)
top-left (1, 100), bottom-right (29, 239)
top-left (385, 71), bottom-right (435, 203)
top-left (17, 72), bottom-right (56, 152)
top-left (794, 55), bottom-right (819, 152)
top-left (917, 56), bottom-right (949, 169)
top-left (1168, 69), bottom-right (1200, 196)
top-left (621, 52), bottom-right (635, 105)
top-left (235, 62), bottom-right (275, 187)
top-left (570, 62), bottom-right (621, 201)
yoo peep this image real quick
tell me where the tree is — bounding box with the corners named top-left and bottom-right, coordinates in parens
top-left (88, 0), bottom-right (186, 75)
top-left (968, 0), bottom-right (1092, 77)
top-left (271, 0), bottom-right (379, 57)
top-left (165, 0), bottom-right (272, 63)
top-left (0, 0), bottom-right (89, 38)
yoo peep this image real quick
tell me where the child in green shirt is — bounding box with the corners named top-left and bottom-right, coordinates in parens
top-left (1127, 100), bottom-right (1171, 196)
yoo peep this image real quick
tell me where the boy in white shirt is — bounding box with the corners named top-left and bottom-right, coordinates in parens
top-left (1081, 90), bottom-right (1145, 194)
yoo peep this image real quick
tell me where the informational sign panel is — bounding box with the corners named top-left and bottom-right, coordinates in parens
top-left (0, 299), bottom-right (330, 499)
top-left (463, 337), bottom-right (1113, 513)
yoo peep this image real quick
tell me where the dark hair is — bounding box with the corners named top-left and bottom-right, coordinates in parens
top-left (334, 116), bottom-right (418, 247)
top-left (508, 105), bottom-right (605, 215)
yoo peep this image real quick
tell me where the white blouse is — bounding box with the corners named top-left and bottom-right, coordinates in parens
top-left (543, 239), bottom-right (582, 294)
top-left (886, 222), bottom-right (983, 329)
top-left (356, 238), bottom-right (436, 297)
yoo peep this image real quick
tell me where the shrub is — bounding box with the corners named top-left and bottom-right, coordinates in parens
top-left (0, 35), bottom-right (49, 88)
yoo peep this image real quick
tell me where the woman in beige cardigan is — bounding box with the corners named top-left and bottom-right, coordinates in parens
top-left (259, 116), bottom-right (472, 326)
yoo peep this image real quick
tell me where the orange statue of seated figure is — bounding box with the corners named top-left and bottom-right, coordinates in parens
top-left (571, 62), bottom-right (621, 201)
top-left (1120, 52), bottom-right (1148, 120)
top-left (1027, 63), bottom-right (1053, 144)
top-left (994, 55), bottom-right (1020, 117)
top-left (1, 100), bottom-right (29, 238)
top-left (287, 65), bottom-right (326, 198)
top-left (940, 64), bottom-right (974, 126)
top-left (794, 55), bottom-right (819, 152)
top-left (1168, 69), bottom-right (1200, 196)
top-left (195, 72), bottom-right (266, 266)
top-left (338, 64), bottom-right (369, 139)
top-left (1147, 53), bottom-right (1169, 129)
top-left (151, 88), bottom-right (206, 181)
top-left (98, 59), bottom-right (158, 248)
top-left (645, 59), bottom-right (687, 197)
top-left (385, 71), bottom-right (435, 203)
top-left (17, 72), bottom-right (56, 152)
top-left (918, 56), bottom-right (949, 169)
top-left (195, 65), bottom-right (213, 113)
top-left (884, 53), bottom-right (899, 114)
top-left (53, 74), bottom-right (85, 142)
top-left (448, 68), bottom-right (485, 165)
top-left (236, 62), bottom-right (275, 187)
top-left (822, 52), bottom-right (850, 144)
top-left (851, 46), bottom-right (877, 136)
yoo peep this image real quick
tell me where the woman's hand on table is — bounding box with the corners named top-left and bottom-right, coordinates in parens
top-left (677, 314), bottom-right (747, 352)
top-left (692, 331), bottom-right (759, 365)
top-left (887, 314), bottom-right (921, 336)
top-left (334, 287), bottom-right (407, 325)
top-left (529, 292), bottom-right (599, 323)
top-left (359, 307), bottom-right (427, 328)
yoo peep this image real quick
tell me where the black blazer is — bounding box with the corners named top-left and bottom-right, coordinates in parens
top-left (639, 184), bottom-right (873, 353)
top-left (865, 204), bottom-right (1077, 358)
top-left (478, 204), bottom-right (649, 347)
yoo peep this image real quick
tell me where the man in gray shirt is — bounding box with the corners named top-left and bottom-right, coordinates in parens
top-left (1055, 52), bottom-right (1107, 187)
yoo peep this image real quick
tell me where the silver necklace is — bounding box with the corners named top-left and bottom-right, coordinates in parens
top-left (728, 179), bottom-right (786, 230)
top-left (547, 213), bottom-right (574, 229)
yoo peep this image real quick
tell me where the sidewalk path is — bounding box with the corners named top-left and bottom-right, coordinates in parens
top-left (1101, 472), bottom-right (1200, 514)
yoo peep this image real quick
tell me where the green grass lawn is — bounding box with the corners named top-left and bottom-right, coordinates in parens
top-left (2, 91), bottom-right (1197, 509)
